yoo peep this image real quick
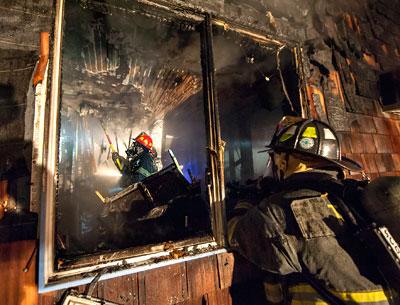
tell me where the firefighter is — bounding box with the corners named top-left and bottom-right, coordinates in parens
top-left (228, 117), bottom-right (394, 305)
top-left (112, 131), bottom-right (157, 186)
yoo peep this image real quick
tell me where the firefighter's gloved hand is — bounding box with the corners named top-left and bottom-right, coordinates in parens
top-left (112, 152), bottom-right (120, 162)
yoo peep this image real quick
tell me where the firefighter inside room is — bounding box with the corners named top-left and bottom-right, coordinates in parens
top-left (54, 0), bottom-right (300, 270)
top-left (56, 0), bottom-right (213, 267)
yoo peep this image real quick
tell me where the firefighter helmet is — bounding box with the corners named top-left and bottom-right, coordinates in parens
top-left (266, 116), bottom-right (362, 172)
top-left (135, 132), bottom-right (153, 151)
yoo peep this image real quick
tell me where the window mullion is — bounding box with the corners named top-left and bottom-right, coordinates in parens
top-left (200, 13), bottom-right (226, 247)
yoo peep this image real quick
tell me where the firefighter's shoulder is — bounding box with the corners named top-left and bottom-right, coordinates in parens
top-left (228, 190), bottom-right (303, 274)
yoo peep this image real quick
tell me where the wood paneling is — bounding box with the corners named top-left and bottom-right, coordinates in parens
top-left (217, 253), bottom-right (235, 290)
top-left (7, 246), bottom-right (252, 305)
top-left (38, 291), bottom-right (65, 305)
top-left (391, 135), bottom-right (400, 153)
top-left (338, 113), bottom-right (400, 178)
top-left (373, 135), bottom-right (394, 153)
top-left (350, 114), bottom-right (377, 134)
top-left (360, 134), bottom-right (377, 153)
top-left (360, 154), bottom-right (379, 173)
top-left (0, 240), bottom-right (38, 305)
top-left (35, 252), bottom-right (265, 305)
top-left (186, 255), bottom-right (219, 299)
top-left (202, 289), bottom-right (232, 305)
top-left (391, 154), bottom-right (400, 171)
top-left (76, 274), bottom-right (139, 304)
top-left (375, 153), bottom-right (396, 173)
top-left (373, 117), bottom-right (392, 135)
top-left (101, 274), bottom-right (138, 305)
top-left (138, 263), bottom-right (188, 305)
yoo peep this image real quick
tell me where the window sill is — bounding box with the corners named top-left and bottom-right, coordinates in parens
top-left (39, 243), bottom-right (226, 293)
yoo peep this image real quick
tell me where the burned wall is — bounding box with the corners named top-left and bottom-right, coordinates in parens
top-left (0, 49), bottom-right (35, 218)
top-left (1, 0), bottom-right (399, 214)
top-left (301, 0), bottom-right (400, 179)
top-left (0, 1), bottom-right (53, 218)
top-left (1, 0), bottom-right (400, 304)
top-left (162, 0), bottom-right (400, 178)
top-left (0, 0), bottom-right (398, 249)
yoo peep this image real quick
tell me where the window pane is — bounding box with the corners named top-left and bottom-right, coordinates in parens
top-left (56, 0), bottom-right (211, 267)
top-left (213, 27), bottom-right (299, 184)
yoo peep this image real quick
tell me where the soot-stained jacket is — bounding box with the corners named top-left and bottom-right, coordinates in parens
top-left (229, 171), bottom-right (392, 305)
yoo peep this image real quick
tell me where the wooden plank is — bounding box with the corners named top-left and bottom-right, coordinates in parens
top-left (102, 276), bottom-right (119, 302)
top-left (102, 274), bottom-right (138, 305)
top-left (137, 271), bottom-right (146, 305)
top-left (117, 275), bottom-right (138, 305)
top-left (0, 240), bottom-right (39, 305)
top-left (39, 292), bottom-right (58, 305)
top-left (172, 295), bottom-right (203, 305)
top-left (216, 252), bottom-right (234, 290)
top-left (3, 240), bottom-right (22, 305)
top-left (20, 240), bottom-right (39, 305)
top-left (203, 289), bottom-right (232, 305)
top-left (0, 243), bottom-right (258, 305)
top-left (186, 255), bottom-right (219, 299)
top-left (138, 263), bottom-right (188, 305)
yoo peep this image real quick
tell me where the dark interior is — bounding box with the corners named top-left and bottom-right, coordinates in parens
top-left (55, 0), bottom-right (300, 266)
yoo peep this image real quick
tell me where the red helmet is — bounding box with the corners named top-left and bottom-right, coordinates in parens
top-left (135, 132), bottom-right (153, 151)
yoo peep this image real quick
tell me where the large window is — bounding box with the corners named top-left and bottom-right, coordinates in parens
top-left (56, 0), bottom-right (211, 264)
top-left (212, 26), bottom-right (301, 185)
top-left (39, 0), bottom-right (303, 291)
top-left (211, 25), bottom-right (303, 219)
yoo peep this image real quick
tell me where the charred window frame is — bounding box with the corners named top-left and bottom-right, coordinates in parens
top-left (210, 18), bottom-right (308, 195)
top-left (38, 0), bottom-right (307, 292)
top-left (39, 0), bottom-right (225, 292)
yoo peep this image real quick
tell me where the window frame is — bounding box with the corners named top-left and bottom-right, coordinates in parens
top-left (37, 0), bottom-right (307, 292)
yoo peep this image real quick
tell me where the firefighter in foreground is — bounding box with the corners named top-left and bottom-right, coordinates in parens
top-left (228, 117), bottom-right (394, 305)
top-left (112, 131), bottom-right (157, 186)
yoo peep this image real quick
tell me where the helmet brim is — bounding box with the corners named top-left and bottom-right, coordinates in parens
top-left (329, 156), bottom-right (363, 172)
top-left (264, 145), bottom-right (363, 172)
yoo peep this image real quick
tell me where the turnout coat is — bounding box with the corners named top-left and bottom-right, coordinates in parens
top-left (229, 172), bottom-right (392, 305)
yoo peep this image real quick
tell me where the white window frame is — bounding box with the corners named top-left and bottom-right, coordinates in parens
top-left (37, 0), bottom-right (304, 292)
